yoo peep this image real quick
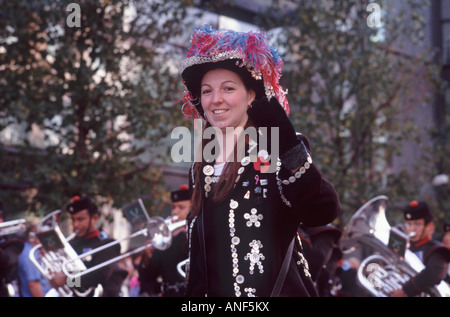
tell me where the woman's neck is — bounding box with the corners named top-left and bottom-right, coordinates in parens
top-left (215, 125), bottom-right (246, 164)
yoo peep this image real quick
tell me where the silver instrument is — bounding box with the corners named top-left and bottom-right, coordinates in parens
top-left (29, 199), bottom-right (187, 296)
top-left (0, 219), bottom-right (26, 237)
top-left (29, 210), bottom-right (101, 297)
top-left (340, 195), bottom-right (450, 297)
top-left (177, 258), bottom-right (189, 278)
top-left (61, 199), bottom-right (186, 282)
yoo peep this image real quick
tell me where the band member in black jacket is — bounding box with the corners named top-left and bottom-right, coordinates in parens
top-left (137, 185), bottom-right (190, 297)
top-left (178, 25), bottom-right (341, 297)
top-left (298, 224), bottom-right (342, 296)
top-left (390, 201), bottom-right (450, 296)
top-left (50, 196), bottom-right (127, 296)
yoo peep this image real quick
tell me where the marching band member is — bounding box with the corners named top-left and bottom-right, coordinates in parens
top-left (179, 25), bottom-right (340, 297)
top-left (137, 185), bottom-right (190, 297)
top-left (298, 224), bottom-right (342, 296)
top-left (390, 200), bottom-right (450, 296)
top-left (442, 223), bottom-right (450, 249)
top-left (16, 216), bottom-right (51, 297)
top-left (50, 195), bottom-right (127, 297)
top-left (443, 223), bottom-right (450, 284)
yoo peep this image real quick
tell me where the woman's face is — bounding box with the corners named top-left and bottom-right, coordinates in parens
top-left (200, 68), bottom-right (255, 130)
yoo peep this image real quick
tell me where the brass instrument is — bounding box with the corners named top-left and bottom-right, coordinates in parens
top-left (61, 199), bottom-right (187, 282)
top-left (341, 195), bottom-right (450, 297)
top-left (0, 219), bottom-right (26, 237)
top-left (29, 210), bottom-right (101, 297)
top-left (177, 258), bottom-right (189, 278)
top-left (29, 199), bottom-right (187, 296)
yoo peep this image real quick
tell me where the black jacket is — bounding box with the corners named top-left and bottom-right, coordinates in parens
top-left (186, 135), bottom-right (340, 297)
top-left (138, 231), bottom-right (188, 297)
top-left (402, 237), bottom-right (450, 296)
top-left (70, 230), bottom-right (126, 297)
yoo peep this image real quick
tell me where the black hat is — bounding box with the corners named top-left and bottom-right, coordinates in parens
top-left (66, 196), bottom-right (98, 215)
top-left (170, 185), bottom-right (190, 203)
top-left (178, 25), bottom-right (289, 121)
top-left (403, 200), bottom-right (433, 224)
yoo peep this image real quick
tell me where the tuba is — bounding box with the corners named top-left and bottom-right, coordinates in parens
top-left (29, 209), bottom-right (102, 297)
top-left (340, 196), bottom-right (450, 297)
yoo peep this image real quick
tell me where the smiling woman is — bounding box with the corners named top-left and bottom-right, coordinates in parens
top-left (178, 25), bottom-right (341, 297)
top-left (200, 68), bottom-right (256, 163)
top-left (200, 69), bottom-right (255, 131)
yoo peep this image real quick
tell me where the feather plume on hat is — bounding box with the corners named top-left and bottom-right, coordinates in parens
top-left (179, 25), bottom-right (289, 120)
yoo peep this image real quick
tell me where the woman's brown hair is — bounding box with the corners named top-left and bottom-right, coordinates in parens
top-left (189, 119), bottom-right (255, 219)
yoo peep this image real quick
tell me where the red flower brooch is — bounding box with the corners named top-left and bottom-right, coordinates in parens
top-left (253, 151), bottom-right (270, 173)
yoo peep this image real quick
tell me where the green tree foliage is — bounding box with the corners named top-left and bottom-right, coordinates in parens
top-left (1, 0), bottom-right (446, 230)
top-left (0, 0), bottom-right (197, 216)
top-left (254, 0), bottom-right (442, 224)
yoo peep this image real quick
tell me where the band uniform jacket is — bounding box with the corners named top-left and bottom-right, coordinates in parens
top-left (70, 230), bottom-right (127, 297)
top-left (138, 230), bottom-right (188, 297)
top-left (186, 134), bottom-right (341, 297)
top-left (298, 224), bottom-right (343, 296)
top-left (402, 237), bottom-right (450, 296)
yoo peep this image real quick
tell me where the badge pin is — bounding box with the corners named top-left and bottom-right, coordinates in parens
top-left (258, 150), bottom-right (269, 160)
top-left (241, 156), bottom-right (251, 166)
top-left (230, 199), bottom-right (239, 209)
top-left (203, 165), bottom-right (214, 176)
